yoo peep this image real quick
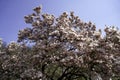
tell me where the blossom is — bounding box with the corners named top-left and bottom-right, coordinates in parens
top-left (93, 30), bottom-right (101, 38)
top-left (89, 40), bottom-right (99, 49)
top-left (108, 43), bottom-right (114, 48)
top-left (42, 14), bottom-right (55, 25)
top-left (33, 5), bottom-right (42, 14)
top-left (7, 41), bottom-right (20, 52)
top-left (49, 30), bottom-right (60, 36)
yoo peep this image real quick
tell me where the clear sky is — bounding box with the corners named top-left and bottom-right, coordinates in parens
top-left (0, 0), bottom-right (120, 43)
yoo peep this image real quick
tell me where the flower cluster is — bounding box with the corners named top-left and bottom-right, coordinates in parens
top-left (7, 41), bottom-right (20, 52)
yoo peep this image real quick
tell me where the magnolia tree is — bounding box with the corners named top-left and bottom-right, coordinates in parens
top-left (0, 6), bottom-right (120, 80)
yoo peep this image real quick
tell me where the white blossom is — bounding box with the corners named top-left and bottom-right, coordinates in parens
top-left (108, 43), bottom-right (114, 48)
top-left (93, 31), bottom-right (101, 37)
top-left (89, 40), bottom-right (99, 49)
top-left (8, 41), bottom-right (20, 51)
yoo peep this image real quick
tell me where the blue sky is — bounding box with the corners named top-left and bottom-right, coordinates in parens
top-left (0, 0), bottom-right (120, 42)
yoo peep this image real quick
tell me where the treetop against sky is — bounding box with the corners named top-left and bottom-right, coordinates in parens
top-left (0, 0), bottom-right (120, 42)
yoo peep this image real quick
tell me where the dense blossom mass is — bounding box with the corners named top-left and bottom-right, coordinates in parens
top-left (0, 6), bottom-right (120, 80)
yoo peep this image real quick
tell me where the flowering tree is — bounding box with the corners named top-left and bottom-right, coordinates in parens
top-left (0, 6), bottom-right (120, 80)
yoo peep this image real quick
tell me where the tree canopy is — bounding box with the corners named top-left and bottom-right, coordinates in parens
top-left (0, 6), bottom-right (120, 80)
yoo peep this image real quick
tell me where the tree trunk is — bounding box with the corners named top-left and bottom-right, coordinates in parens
top-left (90, 72), bottom-right (102, 80)
top-left (90, 71), bottom-right (112, 80)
